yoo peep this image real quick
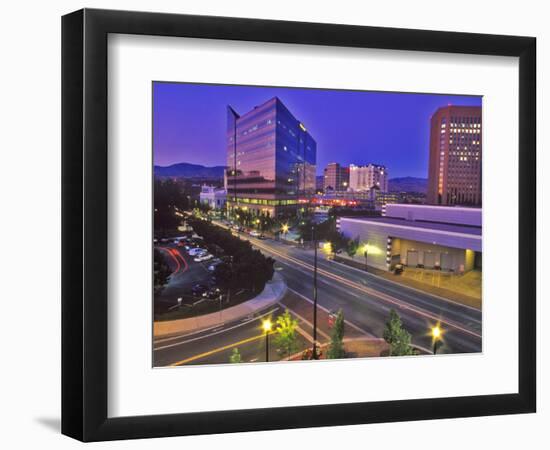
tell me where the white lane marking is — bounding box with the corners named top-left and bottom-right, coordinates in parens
top-left (253, 240), bottom-right (481, 339)
top-left (323, 256), bottom-right (482, 314)
top-left (295, 326), bottom-right (315, 344)
top-left (213, 227), bottom-right (480, 342)
top-left (154, 323), bottom-right (223, 344)
top-left (286, 288), bottom-right (374, 338)
top-left (154, 307), bottom-right (280, 351)
top-left (277, 302), bottom-right (331, 341)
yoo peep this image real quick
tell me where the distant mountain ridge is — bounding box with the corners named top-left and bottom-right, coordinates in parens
top-left (154, 162), bottom-right (226, 178)
top-left (388, 177), bottom-right (427, 193)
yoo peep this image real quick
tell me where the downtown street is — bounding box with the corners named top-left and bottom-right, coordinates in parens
top-left (153, 223), bottom-right (481, 367)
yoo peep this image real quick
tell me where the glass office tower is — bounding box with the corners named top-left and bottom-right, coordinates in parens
top-left (226, 97), bottom-right (316, 218)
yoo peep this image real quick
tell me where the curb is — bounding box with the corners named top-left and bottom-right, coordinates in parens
top-left (154, 272), bottom-right (287, 338)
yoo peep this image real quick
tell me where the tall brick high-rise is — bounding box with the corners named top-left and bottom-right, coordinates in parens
top-left (427, 105), bottom-right (482, 206)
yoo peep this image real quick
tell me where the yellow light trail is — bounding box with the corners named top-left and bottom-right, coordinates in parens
top-left (250, 238), bottom-right (481, 339)
top-left (170, 334), bottom-right (264, 366)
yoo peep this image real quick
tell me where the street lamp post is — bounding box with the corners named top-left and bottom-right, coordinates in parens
top-left (432, 325), bottom-right (442, 355)
top-left (364, 249), bottom-right (368, 272)
top-left (281, 223), bottom-right (289, 241)
top-left (262, 319), bottom-right (272, 362)
top-left (226, 255), bottom-right (233, 313)
top-left (311, 223), bottom-right (319, 359)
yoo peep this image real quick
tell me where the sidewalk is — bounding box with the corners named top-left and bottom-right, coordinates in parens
top-left (332, 253), bottom-right (481, 309)
top-left (153, 272), bottom-right (287, 338)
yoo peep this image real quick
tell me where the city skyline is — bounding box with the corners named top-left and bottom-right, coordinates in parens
top-left (153, 82), bottom-right (482, 178)
top-left (152, 82), bottom-right (483, 368)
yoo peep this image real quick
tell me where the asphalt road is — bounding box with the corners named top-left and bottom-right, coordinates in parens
top-left (153, 228), bottom-right (482, 366)
top-left (245, 234), bottom-right (481, 355)
top-left (154, 303), bottom-right (314, 366)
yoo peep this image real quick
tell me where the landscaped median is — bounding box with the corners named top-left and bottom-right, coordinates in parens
top-left (154, 272), bottom-right (287, 338)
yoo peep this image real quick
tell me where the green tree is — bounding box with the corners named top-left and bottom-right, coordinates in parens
top-left (383, 309), bottom-right (414, 356)
top-left (346, 236), bottom-right (360, 258)
top-left (297, 217), bottom-right (336, 243)
top-left (327, 230), bottom-right (348, 254)
top-left (196, 201), bottom-right (212, 214)
top-left (274, 309), bottom-right (299, 359)
top-left (153, 249), bottom-right (172, 295)
top-left (229, 348), bottom-right (242, 363)
top-left (188, 217), bottom-right (274, 297)
top-left (327, 309), bottom-right (346, 359)
top-left (154, 178), bottom-right (187, 233)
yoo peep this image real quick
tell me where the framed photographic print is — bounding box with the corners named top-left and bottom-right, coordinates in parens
top-left (61, 8), bottom-right (536, 441)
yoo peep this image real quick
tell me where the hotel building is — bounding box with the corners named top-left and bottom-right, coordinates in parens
top-left (427, 105), bottom-right (482, 206)
top-left (226, 97), bottom-right (316, 218)
top-left (323, 163), bottom-right (349, 192)
top-left (349, 163), bottom-right (388, 192)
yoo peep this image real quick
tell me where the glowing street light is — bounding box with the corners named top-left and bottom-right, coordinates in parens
top-left (262, 319), bottom-right (273, 362)
top-left (281, 223), bottom-right (289, 234)
top-left (431, 325), bottom-right (442, 355)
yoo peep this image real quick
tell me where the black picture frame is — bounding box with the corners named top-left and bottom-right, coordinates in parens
top-left (62, 8), bottom-right (536, 442)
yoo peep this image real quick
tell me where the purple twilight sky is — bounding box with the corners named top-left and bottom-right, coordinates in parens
top-left (153, 82), bottom-right (481, 179)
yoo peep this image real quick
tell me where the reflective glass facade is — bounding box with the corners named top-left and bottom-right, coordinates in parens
top-left (226, 97), bottom-right (316, 217)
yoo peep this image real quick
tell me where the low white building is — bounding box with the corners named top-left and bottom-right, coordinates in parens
top-left (338, 204), bottom-right (481, 273)
top-left (199, 185), bottom-right (226, 209)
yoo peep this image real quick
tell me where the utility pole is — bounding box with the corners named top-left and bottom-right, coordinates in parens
top-left (226, 255), bottom-right (233, 312)
top-left (312, 223), bottom-right (319, 359)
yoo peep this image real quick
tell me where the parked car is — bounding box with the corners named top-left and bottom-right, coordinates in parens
top-left (249, 230), bottom-right (261, 237)
top-left (191, 284), bottom-right (208, 297)
top-left (194, 254), bottom-right (214, 262)
top-left (393, 264), bottom-right (404, 275)
top-left (257, 234), bottom-right (267, 240)
top-left (202, 287), bottom-right (222, 299)
top-left (208, 260), bottom-right (222, 271)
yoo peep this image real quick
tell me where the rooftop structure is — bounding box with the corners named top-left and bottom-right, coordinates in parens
top-left (338, 204), bottom-right (482, 272)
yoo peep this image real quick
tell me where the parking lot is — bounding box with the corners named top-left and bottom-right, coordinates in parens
top-left (154, 234), bottom-right (225, 317)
